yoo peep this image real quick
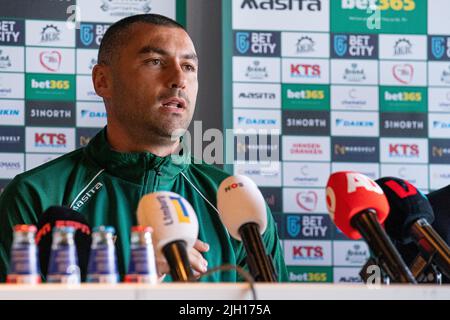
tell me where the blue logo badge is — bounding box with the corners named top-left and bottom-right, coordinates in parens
top-left (236, 32), bottom-right (250, 54)
top-left (432, 37), bottom-right (446, 60)
top-left (334, 35), bottom-right (348, 57)
top-left (80, 24), bottom-right (94, 47)
top-left (287, 216), bottom-right (301, 238)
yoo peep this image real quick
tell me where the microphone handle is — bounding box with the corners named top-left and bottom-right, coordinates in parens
top-left (239, 222), bottom-right (277, 282)
top-left (162, 240), bottom-right (194, 282)
top-left (411, 218), bottom-right (450, 279)
top-left (351, 209), bottom-right (417, 284)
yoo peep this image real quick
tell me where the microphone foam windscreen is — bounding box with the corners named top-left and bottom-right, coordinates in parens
top-left (326, 171), bottom-right (390, 240)
top-left (137, 191), bottom-right (199, 253)
top-left (36, 206), bottom-right (91, 280)
top-left (376, 177), bottom-right (435, 244)
top-left (217, 175), bottom-right (267, 241)
top-left (427, 186), bottom-right (450, 245)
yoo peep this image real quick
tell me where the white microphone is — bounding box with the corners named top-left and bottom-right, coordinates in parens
top-left (217, 175), bottom-right (277, 282)
top-left (137, 191), bottom-right (198, 282)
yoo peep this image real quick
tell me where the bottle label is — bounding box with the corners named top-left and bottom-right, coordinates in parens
top-left (8, 244), bottom-right (39, 275)
top-left (47, 245), bottom-right (80, 283)
top-left (87, 244), bottom-right (118, 283)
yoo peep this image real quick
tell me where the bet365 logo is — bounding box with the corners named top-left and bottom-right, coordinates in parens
top-left (342, 0), bottom-right (416, 11)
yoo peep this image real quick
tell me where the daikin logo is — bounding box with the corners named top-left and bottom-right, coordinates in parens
top-left (238, 117), bottom-right (277, 125)
top-left (0, 109), bottom-right (19, 116)
top-left (81, 110), bottom-right (107, 119)
top-left (241, 0), bottom-right (322, 11)
top-left (433, 121), bottom-right (450, 129)
top-left (335, 118), bottom-right (374, 128)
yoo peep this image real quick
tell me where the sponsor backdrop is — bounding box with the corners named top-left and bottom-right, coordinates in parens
top-left (0, 2), bottom-right (184, 186)
top-left (224, 0), bottom-right (450, 283)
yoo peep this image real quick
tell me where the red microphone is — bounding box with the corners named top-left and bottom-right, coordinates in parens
top-left (326, 171), bottom-right (417, 284)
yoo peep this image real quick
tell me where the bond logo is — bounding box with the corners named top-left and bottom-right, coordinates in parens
top-left (343, 63), bottom-right (366, 82)
top-left (245, 61), bottom-right (268, 80)
top-left (0, 50), bottom-right (11, 69)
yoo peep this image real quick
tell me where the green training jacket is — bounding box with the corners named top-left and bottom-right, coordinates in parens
top-left (0, 127), bottom-right (288, 282)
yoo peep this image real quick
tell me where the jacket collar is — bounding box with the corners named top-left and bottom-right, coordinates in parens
top-left (84, 127), bottom-right (189, 184)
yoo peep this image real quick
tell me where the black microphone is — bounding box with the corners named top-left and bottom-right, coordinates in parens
top-left (36, 206), bottom-right (92, 281)
top-left (376, 177), bottom-right (450, 281)
top-left (217, 176), bottom-right (278, 282)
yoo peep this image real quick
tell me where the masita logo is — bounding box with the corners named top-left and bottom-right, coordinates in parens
top-left (26, 74), bottom-right (75, 101)
top-left (26, 127), bottom-right (75, 154)
top-left (240, 0), bottom-right (322, 11)
top-left (332, 34), bottom-right (378, 59)
top-left (234, 31), bottom-right (280, 56)
top-left (233, 83), bottom-right (280, 109)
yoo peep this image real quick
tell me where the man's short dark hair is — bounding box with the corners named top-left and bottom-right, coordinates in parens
top-left (98, 14), bottom-right (185, 65)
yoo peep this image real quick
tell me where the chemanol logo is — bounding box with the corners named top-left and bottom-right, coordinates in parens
top-left (77, 49), bottom-right (98, 75)
top-left (233, 83), bottom-right (281, 109)
top-left (428, 36), bottom-right (450, 61)
top-left (331, 111), bottom-right (379, 137)
top-left (333, 268), bottom-right (363, 283)
top-left (77, 75), bottom-right (102, 101)
top-left (234, 30), bottom-right (280, 57)
top-left (380, 138), bottom-right (428, 164)
top-left (284, 240), bottom-right (332, 266)
top-left (25, 20), bottom-right (75, 47)
top-left (332, 137), bottom-right (379, 163)
top-left (380, 61), bottom-right (426, 86)
top-left (282, 84), bottom-right (329, 110)
top-left (0, 46), bottom-right (24, 72)
top-left (429, 62), bottom-right (450, 87)
top-left (430, 164), bottom-right (450, 190)
top-left (0, 153), bottom-right (24, 179)
top-left (25, 153), bottom-right (62, 171)
top-left (0, 73), bottom-right (24, 99)
top-left (0, 20), bottom-right (25, 46)
top-left (233, 57), bottom-right (281, 83)
top-left (379, 86), bottom-right (427, 113)
top-left (283, 188), bottom-right (327, 214)
top-left (429, 139), bottom-right (450, 164)
top-left (234, 162), bottom-right (282, 187)
top-left (282, 110), bottom-right (330, 136)
top-left (76, 127), bottom-right (101, 148)
top-left (233, 109), bottom-right (281, 133)
top-left (333, 241), bottom-right (370, 266)
top-left (429, 113), bottom-right (450, 138)
top-left (282, 135), bottom-right (330, 162)
top-left (331, 85), bottom-right (378, 111)
top-left (25, 127), bottom-right (75, 154)
top-left (380, 164), bottom-right (428, 189)
top-left (77, 0), bottom-right (175, 23)
top-left (259, 187), bottom-right (282, 213)
top-left (284, 214), bottom-right (332, 240)
top-left (282, 58), bottom-right (329, 84)
top-left (76, 102), bottom-right (107, 128)
top-left (0, 100), bottom-right (24, 126)
top-left (283, 162), bottom-right (330, 188)
top-left (429, 88), bottom-right (450, 112)
top-left (232, 0), bottom-right (329, 32)
top-left (26, 74), bottom-right (75, 101)
top-left (26, 47), bottom-right (75, 74)
top-left (281, 32), bottom-right (329, 58)
top-left (331, 34), bottom-right (378, 59)
top-left (331, 60), bottom-right (378, 85)
top-left (332, 162), bottom-right (379, 181)
top-left (381, 112), bottom-right (427, 138)
top-left (77, 23), bottom-right (111, 49)
top-left (287, 266), bottom-right (333, 283)
top-left (331, 0), bottom-right (426, 34)
top-left (379, 34), bottom-right (427, 60)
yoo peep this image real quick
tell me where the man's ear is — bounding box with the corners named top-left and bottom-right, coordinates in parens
top-left (92, 64), bottom-right (112, 99)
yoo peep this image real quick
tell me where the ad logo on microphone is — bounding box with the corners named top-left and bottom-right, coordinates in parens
top-left (158, 195), bottom-right (191, 225)
top-left (170, 196), bottom-right (191, 224)
top-left (224, 182), bottom-right (244, 192)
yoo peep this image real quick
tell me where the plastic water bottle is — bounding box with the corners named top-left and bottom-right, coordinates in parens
top-left (86, 226), bottom-right (119, 283)
top-left (46, 226), bottom-right (80, 284)
top-left (7, 225), bottom-right (41, 284)
top-left (125, 226), bottom-right (158, 284)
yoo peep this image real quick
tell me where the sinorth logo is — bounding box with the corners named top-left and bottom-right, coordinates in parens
top-left (26, 74), bottom-right (75, 101)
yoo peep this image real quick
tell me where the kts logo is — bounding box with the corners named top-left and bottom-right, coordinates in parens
top-left (293, 245), bottom-right (323, 260)
top-left (390, 144), bottom-right (419, 158)
top-left (77, 23), bottom-right (110, 49)
top-left (40, 25), bottom-right (60, 44)
top-left (240, 0), bottom-right (323, 11)
top-left (234, 31), bottom-right (280, 56)
top-left (429, 36), bottom-right (450, 61)
top-left (26, 127), bottom-right (75, 153)
top-left (285, 240), bottom-right (333, 266)
top-left (332, 34), bottom-right (377, 59)
top-left (0, 20), bottom-right (24, 45)
top-left (34, 133), bottom-right (66, 148)
top-left (290, 64), bottom-right (321, 79)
